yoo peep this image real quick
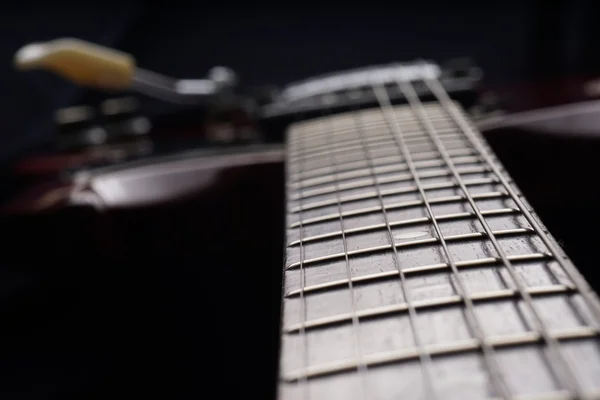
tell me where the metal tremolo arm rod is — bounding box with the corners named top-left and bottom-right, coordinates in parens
top-left (13, 37), bottom-right (237, 105)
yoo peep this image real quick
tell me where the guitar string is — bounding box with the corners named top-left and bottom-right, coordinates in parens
top-left (371, 78), bottom-right (512, 399)
top-left (351, 92), bottom-right (439, 400)
top-left (423, 65), bottom-right (600, 327)
top-left (318, 81), bottom-right (369, 398)
top-left (291, 80), bottom-right (506, 398)
top-left (285, 64), bottom-right (600, 398)
top-left (423, 69), bottom-right (600, 396)
top-left (400, 71), bottom-right (585, 396)
top-left (288, 115), bottom-right (310, 399)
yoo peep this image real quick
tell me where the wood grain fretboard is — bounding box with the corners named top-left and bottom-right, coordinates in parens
top-left (279, 85), bottom-right (600, 399)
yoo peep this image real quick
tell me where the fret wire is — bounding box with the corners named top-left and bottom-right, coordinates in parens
top-left (283, 326), bottom-right (598, 384)
top-left (371, 82), bottom-right (513, 399)
top-left (286, 227), bottom-right (536, 270)
top-left (293, 122), bottom-right (457, 146)
top-left (423, 74), bottom-right (600, 394)
top-left (423, 73), bottom-right (600, 327)
top-left (292, 133), bottom-right (395, 156)
top-left (293, 124), bottom-right (459, 149)
top-left (285, 253), bottom-right (552, 298)
top-left (292, 146), bottom-right (476, 177)
top-left (291, 147), bottom-right (477, 181)
top-left (289, 191), bottom-right (507, 229)
top-left (293, 164), bottom-right (489, 202)
top-left (291, 121), bottom-right (310, 400)
top-left (352, 102), bottom-right (439, 399)
top-left (292, 177), bottom-right (499, 213)
top-left (297, 130), bottom-right (465, 156)
top-left (285, 284), bottom-right (578, 334)
top-left (291, 148), bottom-right (473, 178)
top-left (397, 77), bottom-right (585, 396)
top-left (292, 136), bottom-right (393, 157)
top-left (292, 131), bottom-right (463, 161)
top-left (288, 113), bottom-right (448, 135)
top-left (290, 115), bottom-right (454, 145)
top-left (285, 78), bottom-right (600, 398)
top-left (290, 207), bottom-right (518, 245)
top-left (319, 105), bottom-right (369, 399)
top-left (289, 155), bottom-right (484, 190)
top-left (292, 137), bottom-right (470, 167)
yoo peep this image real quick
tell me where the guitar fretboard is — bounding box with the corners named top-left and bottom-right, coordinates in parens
top-left (280, 81), bottom-right (600, 399)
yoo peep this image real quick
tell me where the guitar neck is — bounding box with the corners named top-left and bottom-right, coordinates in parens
top-left (278, 69), bottom-right (600, 399)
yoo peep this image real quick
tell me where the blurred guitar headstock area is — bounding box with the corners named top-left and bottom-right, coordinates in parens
top-left (1, 1), bottom-right (599, 161)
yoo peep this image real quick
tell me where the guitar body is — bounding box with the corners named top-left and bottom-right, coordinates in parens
top-left (1, 150), bottom-right (286, 398)
top-left (2, 62), bottom-right (600, 398)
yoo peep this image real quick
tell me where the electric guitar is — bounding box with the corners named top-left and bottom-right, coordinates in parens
top-left (2, 39), bottom-right (600, 399)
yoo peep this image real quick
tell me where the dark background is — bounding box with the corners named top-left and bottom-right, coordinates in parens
top-left (1, 0), bottom-right (600, 161)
